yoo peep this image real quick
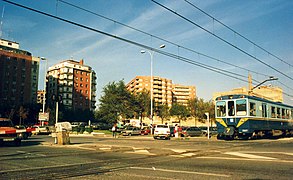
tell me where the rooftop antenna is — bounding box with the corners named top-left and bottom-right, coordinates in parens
top-left (0, 6), bottom-right (5, 38)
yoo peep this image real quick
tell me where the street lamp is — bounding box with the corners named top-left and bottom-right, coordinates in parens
top-left (205, 112), bottom-right (210, 140)
top-left (40, 57), bottom-right (48, 114)
top-left (249, 76), bottom-right (278, 94)
top-left (141, 44), bottom-right (166, 128)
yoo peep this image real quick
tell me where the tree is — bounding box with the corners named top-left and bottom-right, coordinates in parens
top-left (133, 89), bottom-right (150, 121)
top-left (188, 98), bottom-right (215, 124)
top-left (97, 80), bottom-right (135, 124)
top-left (170, 103), bottom-right (190, 125)
top-left (156, 103), bottom-right (170, 124)
top-left (19, 106), bottom-right (28, 125)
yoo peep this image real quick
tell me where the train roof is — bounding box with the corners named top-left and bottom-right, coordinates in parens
top-left (216, 94), bottom-right (293, 109)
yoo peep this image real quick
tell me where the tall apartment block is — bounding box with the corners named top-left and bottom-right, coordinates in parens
top-left (46, 60), bottom-right (96, 111)
top-left (0, 39), bottom-right (39, 107)
top-left (126, 76), bottom-right (196, 107)
top-left (172, 84), bottom-right (196, 106)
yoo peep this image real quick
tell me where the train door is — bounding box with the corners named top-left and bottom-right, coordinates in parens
top-left (228, 101), bottom-right (235, 116)
top-left (262, 103), bottom-right (268, 129)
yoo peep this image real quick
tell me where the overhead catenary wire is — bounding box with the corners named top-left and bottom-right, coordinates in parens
top-left (3, 0), bottom-right (293, 99)
top-left (1, 0), bottom-right (252, 84)
top-left (151, 0), bottom-right (293, 82)
top-left (58, 0), bottom-right (270, 79)
top-left (183, 0), bottom-right (293, 69)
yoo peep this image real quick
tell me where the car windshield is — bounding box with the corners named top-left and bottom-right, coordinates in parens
top-left (156, 125), bottom-right (168, 128)
top-left (125, 126), bottom-right (134, 130)
top-left (0, 120), bottom-right (13, 127)
top-left (199, 127), bottom-right (207, 130)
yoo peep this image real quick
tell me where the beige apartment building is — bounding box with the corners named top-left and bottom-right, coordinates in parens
top-left (126, 76), bottom-right (196, 107)
top-left (172, 84), bottom-right (196, 106)
top-left (213, 86), bottom-right (283, 102)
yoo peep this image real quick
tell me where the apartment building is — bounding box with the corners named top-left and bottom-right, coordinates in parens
top-left (172, 84), bottom-right (196, 106)
top-left (213, 86), bottom-right (283, 103)
top-left (0, 39), bottom-right (39, 107)
top-left (46, 59), bottom-right (96, 111)
top-left (126, 76), bottom-right (196, 107)
top-left (37, 90), bottom-right (45, 104)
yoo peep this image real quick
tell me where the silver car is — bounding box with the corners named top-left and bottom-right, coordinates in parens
top-left (121, 126), bottom-right (141, 136)
top-left (181, 126), bottom-right (203, 137)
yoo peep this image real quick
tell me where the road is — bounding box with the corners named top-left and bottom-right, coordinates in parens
top-left (0, 134), bottom-right (292, 179)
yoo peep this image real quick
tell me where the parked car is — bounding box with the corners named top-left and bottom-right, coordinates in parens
top-left (199, 126), bottom-right (218, 136)
top-left (153, 124), bottom-right (170, 140)
top-left (141, 127), bottom-right (151, 135)
top-left (15, 125), bottom-right (32, 139)
top-left (121, 126), bottom-right (141, 136)
top-left (32, 125), bottom-right (50, 135)
top-left (181, 126), bottom-right (203, 137)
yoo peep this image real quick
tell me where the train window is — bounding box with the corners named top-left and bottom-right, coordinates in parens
top-left (262, 103), bottom-right (267, 118)
top-left (281, 109), bottom-right (285, 119)
top-left (276, 108), bottom-right (281, 118)
top-left (216, 101), bottom-right (226, 117)
top-left (236, 99), bottom-right (246, 116)
top-left (271, 107), bottom-right (276, 118)
top-left (228, 101), bottom-right (235, 116)
top-left (250, 102), bottom-right (256, 116)
top-left (285, 109), bottom-right (290, 119)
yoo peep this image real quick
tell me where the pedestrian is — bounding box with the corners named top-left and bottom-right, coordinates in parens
top-left (112, 123), bottom-right (117, 138)
top-left (175, 124), bottom-right (179, 138)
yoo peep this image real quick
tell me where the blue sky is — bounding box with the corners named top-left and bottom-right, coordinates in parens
top-left (1, 0), bottom-right (293, 105)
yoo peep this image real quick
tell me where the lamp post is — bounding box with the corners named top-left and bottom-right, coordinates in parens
top-left (205, 112), bottom-right (210, 140)
top-left (40, 57), bottom-right (47, 114)
top-left (141, 44), bottom-right (165, 129)
top-left (249, 76), bottom-right (278, 95)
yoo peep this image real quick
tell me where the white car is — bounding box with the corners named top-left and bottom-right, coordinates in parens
top-left (153, 124), bottom-right (170, 140)
top-left (32, 125), bottom-right (50, 135)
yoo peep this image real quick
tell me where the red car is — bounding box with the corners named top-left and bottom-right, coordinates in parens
top-left (140, 127), bottom-right (151, 135)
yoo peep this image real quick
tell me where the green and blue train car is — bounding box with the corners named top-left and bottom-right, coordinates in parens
top-left (215, 94), bottom-right (293, 140)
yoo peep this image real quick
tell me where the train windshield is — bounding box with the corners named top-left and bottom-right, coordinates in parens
top-left (216, 101), bottom-right (226, 117)
top-left (236, 99), bottom-right (247, 116)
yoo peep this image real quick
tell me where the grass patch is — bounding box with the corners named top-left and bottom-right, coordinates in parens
top-left (93, 130), bottom-right (112, 135)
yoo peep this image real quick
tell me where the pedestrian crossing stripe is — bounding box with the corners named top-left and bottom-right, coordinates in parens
top-left (224, 152), bottom-right (277, 160)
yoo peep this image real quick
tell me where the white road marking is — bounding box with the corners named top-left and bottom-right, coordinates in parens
top-left (240, 151), bottom-right (293, 156)
top-left (99, 147), bottom-right (111, 151)
top-left (130, 167), bottom-right (230, 177)
top-left (125, 149), bottom-right (155, 155)
top-left (181, 153), bottom-right (196, 157)
top-left (196, 156), bottom-right (293, 163)
top-left (224, 152), bottom-right (277, 160)
top-left (169, 149), bottom-right (187, 153)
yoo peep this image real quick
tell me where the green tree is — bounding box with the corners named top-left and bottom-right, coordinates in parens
top-left (156, 103), bottom-right (170, 124)
top-left (170, 103), bottom-right (190, 125)
top-left (133, 89), bottom-right (151, 121)
top-left (188, 98), bottom-right (215, 124)
top-left (97, 80), bottom-right (135, 124)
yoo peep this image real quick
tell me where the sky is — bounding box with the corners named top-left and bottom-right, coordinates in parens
top-left (1, 0), bottom-right (293, 105)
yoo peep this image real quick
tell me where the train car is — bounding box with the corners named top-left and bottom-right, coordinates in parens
top-left (215, 94), bottom-right (293, 140)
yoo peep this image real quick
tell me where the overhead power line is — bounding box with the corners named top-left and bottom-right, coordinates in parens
top-left (1, 0), bottom-right (252, 85)
top-left (3, 0), bottom-right (292, 99)
top-left (151, 0), bottom-right (293, 82)
top-left (183, 0), bottom-right (293, 68)
top-left (59, 0), bottom-right (270, 79)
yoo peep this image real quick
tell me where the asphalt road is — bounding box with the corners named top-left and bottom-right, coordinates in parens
top-left (0, 134), bottom-right (292, 179)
